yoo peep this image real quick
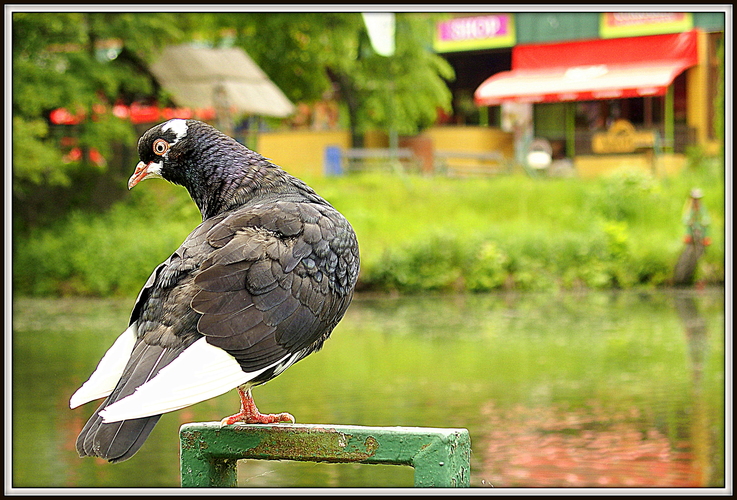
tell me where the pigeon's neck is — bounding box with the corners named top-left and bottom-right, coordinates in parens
top-left (176, 131), bottom-right (324, 220)
top-left (192, 162), bottom-right (297, 220)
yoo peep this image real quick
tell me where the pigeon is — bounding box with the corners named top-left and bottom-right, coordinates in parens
top-left (70, 119), bottom-right (360, 462)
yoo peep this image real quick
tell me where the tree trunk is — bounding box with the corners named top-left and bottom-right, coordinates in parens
top-left (329, 69), bottom-right (363, 148)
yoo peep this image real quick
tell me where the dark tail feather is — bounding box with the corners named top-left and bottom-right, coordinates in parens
top-left (76, 397), bottom-right (162, 463)
top-left (74, 340), bottom-right (195, 462)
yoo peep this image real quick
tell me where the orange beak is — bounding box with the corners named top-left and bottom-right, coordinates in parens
top-left (128, 161), bottom-right (162, 190)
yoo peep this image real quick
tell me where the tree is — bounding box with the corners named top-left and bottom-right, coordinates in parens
top-left (208, 12), bottom-right (455, 146)
top-left (11, 12), bottom-right (188, 229)
top-left (333, 13), bottom-right (455, 142)
top-left (11, 11), bottom-right (454, 230)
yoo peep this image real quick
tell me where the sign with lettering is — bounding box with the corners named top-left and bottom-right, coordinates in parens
top-left (592, 119), bottom-right (657, 153)
top-left (434, 14), bottom-right (515, 52)
top-left (600, 12), bottom-right (693, 38)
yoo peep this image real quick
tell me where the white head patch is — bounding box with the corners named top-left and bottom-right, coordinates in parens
top-left (162, 119), bottom-right (188, 144)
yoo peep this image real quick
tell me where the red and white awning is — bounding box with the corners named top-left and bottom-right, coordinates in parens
top-left (474, 61), bottom-right (693, 105)
top-left (475, 30), bottom-right (699, 105)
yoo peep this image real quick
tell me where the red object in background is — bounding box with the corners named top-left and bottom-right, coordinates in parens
top-left (50, 108), bottom-right (84, 125)
top-left (63, 147), bottom-right (83, 163)
top-left (60, 136), bottom-right (77, 148)
top-left (129, 103), bottom-right (161, 124)
top-left (51, 102), bottom-right (210, 126)
top-left (511, 30), bottom-right (698, 72)
top-left (112, 103), bottom-right (130, 119)
top-left (62, 146), bottom-right (106, 166)
top-left (475, 30), bottom-right (699, 105)
top-left (195, 107), bottom-right (217, 121)
top-left (162, 107), bottom-right (193, 120)
top-left (92, 103), bottom-right (107, 120)
top-left (88, 148), bottom-right (106, 166)
top-left (59, 135), bottom-right (106, 166)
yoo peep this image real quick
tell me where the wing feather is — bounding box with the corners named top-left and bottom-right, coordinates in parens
top-left (99, 338), bottom-right (284, 422)
top-left (191, 289), bottom-right (254, 315)
top-left (69, 323), bottom-right (138, 408)
top-left (190, 201), bottom-right (347, 373)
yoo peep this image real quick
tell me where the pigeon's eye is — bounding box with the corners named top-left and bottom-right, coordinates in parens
top-left (153, 139), bottom-right (170, 156)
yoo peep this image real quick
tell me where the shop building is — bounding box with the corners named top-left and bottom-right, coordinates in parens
top-left (434, 11), bottom-right (725, 177)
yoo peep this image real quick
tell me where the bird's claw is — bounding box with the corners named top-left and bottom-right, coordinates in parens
top-left (219, 411), bottom-right (295, 427)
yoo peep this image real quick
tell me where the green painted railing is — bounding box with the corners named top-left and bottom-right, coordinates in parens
top-left (180, 422), bottom-right (471, 488)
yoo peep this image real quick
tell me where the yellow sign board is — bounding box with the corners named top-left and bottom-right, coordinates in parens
top-left (600, 12), bottom-right (693, 38)
top-left (592, 120), bottom-right (657, 154)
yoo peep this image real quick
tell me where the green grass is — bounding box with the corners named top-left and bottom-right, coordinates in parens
top-left (12, 160), bottom-right (725, 297)
top-left (308, 164), bottom-right (724, 292)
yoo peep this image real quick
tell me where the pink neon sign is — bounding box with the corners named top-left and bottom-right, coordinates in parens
top-left (438, 15), bottom-right (510, 42)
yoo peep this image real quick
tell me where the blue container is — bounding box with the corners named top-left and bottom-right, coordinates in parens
top-left (324, 146), bottom-right (343, 176)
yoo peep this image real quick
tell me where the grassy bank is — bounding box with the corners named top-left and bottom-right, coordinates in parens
top-left (13, 160), bottom-right (725, 297)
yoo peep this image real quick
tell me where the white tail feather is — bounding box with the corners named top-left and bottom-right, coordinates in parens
top-left (69, 323), bottom-right (138, 409)
top-left (99, 338), bottom-right (285, 422)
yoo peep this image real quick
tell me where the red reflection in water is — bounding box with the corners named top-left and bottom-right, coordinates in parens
top-left (475, 401), bottom-right (704, 488)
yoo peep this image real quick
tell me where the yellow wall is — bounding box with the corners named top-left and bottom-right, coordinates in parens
top-left (686, 30), bottom-right (721, 155)
top-left (344, 126), bottom-right (516, 155)
top-left (256, 126), bottom-right (515, 177)
top-left (424, 126), bottom-right (515, 158)
top-left (257, 130), bottom-right (351, 178)
top-left (686, 31), bottom-right (708, 147)
top-left (574, 153), bottom-right (687, 178)
top-left (257, 127), bottom-right (688, 179)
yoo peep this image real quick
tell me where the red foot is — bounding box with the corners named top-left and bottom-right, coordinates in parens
top-left (220, 387), bottom-right (295, 426)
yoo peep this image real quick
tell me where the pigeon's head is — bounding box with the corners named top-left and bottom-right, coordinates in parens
top-left (129, 119), bottom-right (287, 219)
top-left (129, 119), bottom-right (195, 190)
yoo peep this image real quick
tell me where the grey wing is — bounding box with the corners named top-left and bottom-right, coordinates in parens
top-left (75, 215), bottom-right (225, 462)
top-left (191, 200), bottom-right (359, 375)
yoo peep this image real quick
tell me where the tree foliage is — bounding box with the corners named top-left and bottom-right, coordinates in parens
top-left (12, 12), bottom-right (193, 231)
top-left (11, 11), bottom-right (454, 229)
top-left (349, 13), bottom-right (455, 137)
top-left (220, 13), bottom-right (455, 141)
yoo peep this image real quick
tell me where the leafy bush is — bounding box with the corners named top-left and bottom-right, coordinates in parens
top-left (365, 234), bottom-right (466, 293)
top-left (13, 167), bottom-right (724, 297)
top-left (465, 240), bottom-right (510, 292)
top-left (13, 186), bottom-right (199, 296)
top-left (359, 222), bottom-right (676, 293)
top-left (592, 169), bottom-right (661, 222)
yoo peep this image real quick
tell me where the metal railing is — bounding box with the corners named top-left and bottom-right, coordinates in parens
top-left (180, 422), bottom-right (471, 488)
top-left (433, 150), bottom-right (511, 177)
top-left (341, 148), bottom-right (422, 174)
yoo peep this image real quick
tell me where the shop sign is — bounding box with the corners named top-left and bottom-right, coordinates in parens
top-left (600, 12), bottom-right (693, 38)
top-left (434, 14), bottom-right (515, 52)
top-left (592, 119), bottom-right (657, 154)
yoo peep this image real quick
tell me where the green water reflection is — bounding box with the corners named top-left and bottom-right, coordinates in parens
top-left (11, 289), bottom-right (725, 489)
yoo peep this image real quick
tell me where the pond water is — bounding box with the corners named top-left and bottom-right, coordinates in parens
top-left (11, 288), bottom-right (726, 490)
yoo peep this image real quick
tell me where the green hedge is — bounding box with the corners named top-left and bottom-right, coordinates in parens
top-left (13, 160), bottom-right (724, 297)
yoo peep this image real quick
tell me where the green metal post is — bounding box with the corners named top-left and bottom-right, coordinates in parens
top-left (566, 101), bottom-right (576, 158)
top-left (479, 106), bottom-right (489, 127)
top-left (180, 422), bottom-right (471, 488)
top-left (664, 85), bottom-right (674, 153)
